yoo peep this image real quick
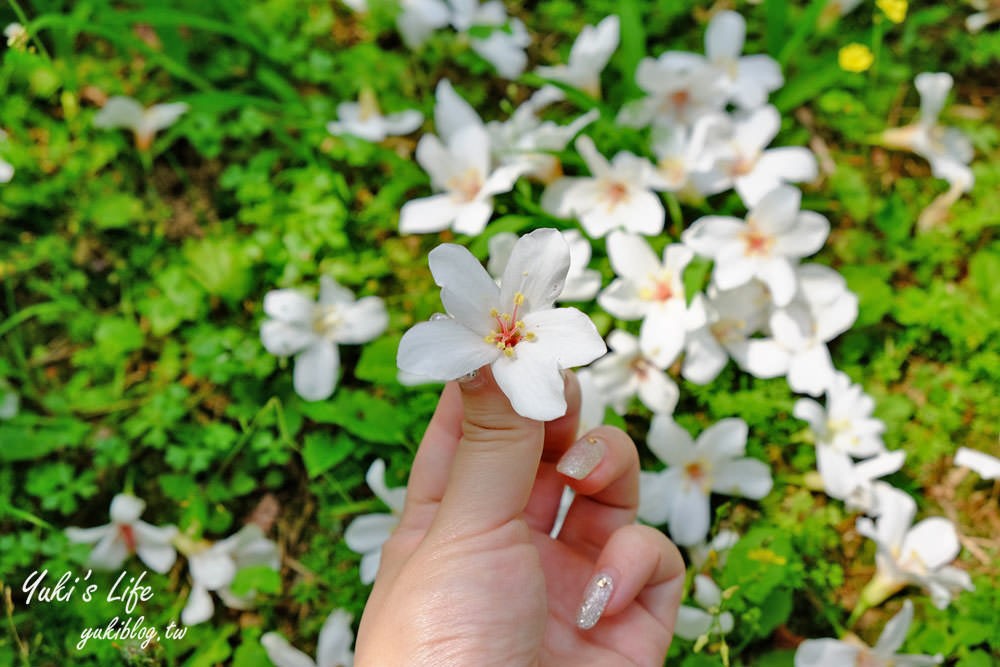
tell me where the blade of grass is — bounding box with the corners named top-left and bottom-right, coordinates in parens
top-left (777, 0), bottom-right (829, 68)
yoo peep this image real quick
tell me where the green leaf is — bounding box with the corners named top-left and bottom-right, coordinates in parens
top-left (183, 237), bottom-right (254, 302)
top-left (354, 335), bottom-right (403, 385)
top-left (300, 390), bottom-right (410, 444)
top-left (229, 565), bottom-right (282, 597)
top-left (301, 431), bottom-right (354, 478)
top-left (85, 192), bottom-right (144, 229)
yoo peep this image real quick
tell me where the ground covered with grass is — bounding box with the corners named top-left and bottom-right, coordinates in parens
top-left (1, 0), bottom-right (998, 665)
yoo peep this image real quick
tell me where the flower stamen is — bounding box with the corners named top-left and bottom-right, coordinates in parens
top-left (484, 292), bottom-right (536, 357)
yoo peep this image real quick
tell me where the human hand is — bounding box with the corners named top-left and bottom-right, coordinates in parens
top-left (354, 367), bottom-right (685, 666)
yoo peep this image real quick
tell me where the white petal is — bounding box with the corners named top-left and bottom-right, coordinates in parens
top-left (499, 228), bottom-right (570, 312)
top-left (66, 525), bottom-right (112, 545)
top-left (264, 289), bottom-right (316, 324)
top-left (430, 243), bottom-right (501, 333)
top-left (607, 231), bottom-right (662, 282)
top-left (381, 109), bottom-right (424, 135)
top-left (756, 258), bottom-right (797, 308)
top-left (693, 574), bottom-right (723, 608)
top-left (181, 584), bottom-right (216, 626)
top-left (954, 447), bottom-right (1000, 479)
top-left (750, 185), bottom-right (801, 234)
top-left (874, 599), bottom-right (913, 656)
top-left (522, 308), bottom-right (607, 369)
top-left (435, 79), bottom-right (482, 145)
top-left (639, 303), bottom-right (687, 369)
top-left (132, 522), bottom-right (179, 574)
top-left (491, 341), bottom-right (567, 421)
top-left (359, 549), bottom-right (382, 585)
top-left (344, 513), bottom-right (399, 554)
top-left (452, 199), bottom-right (494, 236)
top-left (638, 470), bottom-right (675, 525)
top-left (681, 328), bottom-right (728, 384)
top-left (316, 608), bottom-right (356, 667)
top-left (730, 338), bottom-right (790, 378)
top-left (795, 639), bottom-right (860, 667)
top-left (636, 367), bottom-right (680, 415)
top-left (366, 458), bottom-right (407, 512)
top-left (109, 494), bottom-right (146, 523)
top-left (190, 548), bottom-right (237, 590)
top-left (486, 232), bottom-right (518, 279)
top-left (397, 318), bottom-right (499, 380)
top-left (674, 606), bottom-right (713, 640)
top-left (712, 458), bottom-right (772, 499)
top-left (93, 96), bottom-right (145, 131)
top-left (792, 398), bottom-right (826, 433)
top-left (261, 320), bottom-right (316, 356)
top-left (900, 517), bottom-right (960, 571)
top-left (338, 296), bottom-right (388, 344)
top-left (292, 341), bottom-right (340, 401)
top-left (647, 414), bottom-right (696, 467)
top-left (668, 485), bottom-right (711, 546)
top-left (705, 10), bottom-right (745, 62)
top-left (143, 103), bottom-right (189, 133)
top-left (756, 147), bottom-right (819, 183)
top-left (261, 632), bottom-right (318, 667)
top-left (914, 72), bottom-right (952, 126)
top-left (682, 216), bottom-right (744, 258)
top-left (775, 212), bottom-right (829, 258)
top-left (697, 418), bottom-right (748, 461)
top-left (787, 344), bottom-right (834, 397)
top-left (598, 278), bottom-right (647, 320)
top-left (399, 194), bottom-right (460, 234)
top-left (89, 532), bottom-right (129, 570)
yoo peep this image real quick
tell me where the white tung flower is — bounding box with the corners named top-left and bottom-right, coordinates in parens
top-left (673, 575), bottom-right (735, 641)
top-left (683, 185), bottom-right (830, 307)
top-left (795, 600), bottom-right (942, 667)
top-left (182, 525), bottom-right (280, 626)
top-left (688, 529), bottom-right (740, 571)
top-left (794, 372), bottom-right (886, 457)
top-left (681, 281), bottom-right (771, 385)
top-left (93, 96), bottom-right (189, 151)
top-left (449, 0), bottom-right (530, 79)
top-left (542, 135), bottom-right (665, 238)
top-left (344, 459), bottom-right (407, 584)
top-left (648, 114), bottom-right (731, 195)
top-left (397, 228), bottom-right (606, 421)
top-left (703, 10), bottom-right (783, 109)
top-left (535, 15), bottom-right (620, 98)
top-left (638, 416), bottom-right (773, 546)
top-left (767, 264), bottom-right (859, 396)
top-left (699, 105), bottom-right (818, 207)
top-left (260, 276), bottom-right (388, 402)
top-left (66, 494), bottom-right (178, 574)
top-left (598, 232), bottom-right (692, 369)
top-left (486, 86), bottom-right (598, 183)
top-left (882, 72), bottom-right (974, 191)
top-left (856, 485), bottom-right (974, 609)
top-left (262, 608), bottom-right (355, 667)
top-left (326, 89), bottom-right (423, 142)
top-left (588, 329), bottom-right (680, 416)
top-left (954, 446), bottom-right (1000, 480)
top-left (399, 80), bottom-right (525, 235)
top-left (617, 52), bottom-right (728, 129)
top-left (487, 228), bottom-right (601, 302)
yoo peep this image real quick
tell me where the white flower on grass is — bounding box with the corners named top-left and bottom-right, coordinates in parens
top-left (542, 136), bottom-right (665, 238)
top-left (856, 485), bottom-right (974, 609)
top-left (397, 0), bottom-right (451, 49)
top-left (648, 114), bottom-right (731, 195)
top-left (93, 96), bottom-right (189, 151)
top-left (449, 0), bottom-right (530, 78)
top-left (617, 53), bottom-right (728, 129)
top-left (487, 86), bottom-right (598, 183)
top-left (535, 15), bottom-right (619, 98)
top-left (673, 575), bottom-right (735, 641)
top-left (399, 80), bottom-right (525, 235)
top-left (181, 525), bottom-right (280, 625)
top-left (397, 229), bottom-right (606, 421)
top-left (704, 11), bottom-right (783, 109)
top-left (262, 608), bottom-right (355, 667)
top-left (638, 416), bottom-right (773, 546)
top-left (794, 372), bottom-right (886, 457)
top-left (326, 89), bottom-right (423, 142)
top-left (683, 185), bottom-right (830, 307)
top-left (817, 456), bottom-right (904, 515)
top-left (345, 459), bottom-right (407, 584)
top-left (966, 0), bottom-right (1000, 33)
top-left (4, 23), bottom-right (27, 49)
top-left (681, 281), bottom-right (771, 384)
top-left (797, 600), bottom-right (942, 667)
top-left (260, 276), bottom-right (388, 402)
top-left (768, 264), bottom-right (859, 396)
top-left (66, 494), bottom-right (177, 574)
top-left (688, 529), bottom-right (740, 571)
top-left (487, 229), bottom-right (601, 302)
top-left (954, 447), bottom-right (1000, 479)
top-left (589, 330), bottom-right (680, 416)
top-left (598, 233), bottom-right (691, 368)
top-left (882, 72), bottom-right (974, 192)
top-left (701, 105), bottom-right (818, 207)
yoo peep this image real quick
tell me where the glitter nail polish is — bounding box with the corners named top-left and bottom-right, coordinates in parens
top-left (576, 572), bottom-right (614, 630)
top-left (557, 436), bottom-right (605, 480)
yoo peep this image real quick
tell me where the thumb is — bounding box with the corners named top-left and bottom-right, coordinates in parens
top-left (430, 365), bottom-right (550, 537)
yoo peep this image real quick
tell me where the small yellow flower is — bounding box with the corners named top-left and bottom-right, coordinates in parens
top-left (839, 43), bottom-right (875, 73)
top-left (877, 0), bottom-right (908, 23)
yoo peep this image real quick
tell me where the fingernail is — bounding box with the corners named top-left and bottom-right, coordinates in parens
top-left (457, 369), bottom-right (481, 387)
top-left (576, 572), bottom-right (614, 630)
top-left (557, 436), bottom-right (605, 480)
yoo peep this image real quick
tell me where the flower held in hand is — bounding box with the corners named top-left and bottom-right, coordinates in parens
top-left (397, 228), bottom-right (607, 421)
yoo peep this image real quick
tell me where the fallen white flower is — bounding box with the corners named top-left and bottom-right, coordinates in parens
top-left (93, 96), bottom-right (189, 151)
top-left (535, 15), bottom-right (619, 98)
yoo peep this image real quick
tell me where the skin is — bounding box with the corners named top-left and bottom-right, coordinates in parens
top-left (355, 367), bottom-right (685, 666)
